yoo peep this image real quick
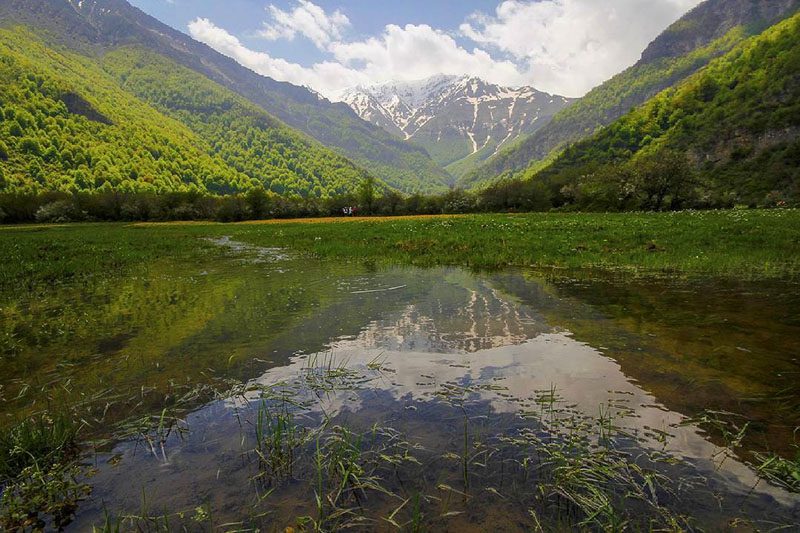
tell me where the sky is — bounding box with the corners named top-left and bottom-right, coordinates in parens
top-left (128, 0), bottom-right (703, 101)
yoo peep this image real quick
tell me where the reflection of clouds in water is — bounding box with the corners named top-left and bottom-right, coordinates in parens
top-left (243, 326), bottom-right (799, 507)
top-left (204, 264), bottom-right (798, 508)
top-left (78, 265), bottom-right (800, 529)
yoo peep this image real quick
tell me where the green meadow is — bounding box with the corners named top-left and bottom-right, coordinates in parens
top-left (4, 210), bottom-right (799, 290)
top-left (2, 210), bottom-right (800, 530)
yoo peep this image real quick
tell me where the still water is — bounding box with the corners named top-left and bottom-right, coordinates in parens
top-left (1, 238), bottom-right (799, 530)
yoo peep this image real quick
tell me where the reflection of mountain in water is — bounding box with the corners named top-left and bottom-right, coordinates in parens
top-left (358, 275), bottom-right (549, 353)
top-left (62, 263), bottom-right (800, 529)
top-left (488, 270), bottom-right (800, 456)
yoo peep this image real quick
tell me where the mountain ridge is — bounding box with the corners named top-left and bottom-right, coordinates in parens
top-left (341, 75), bottom-right (573, 178)
top-left (463, 0), bottom-right (800, 189)
top-left (0, 0), bottom-right (452, 194)
top-left (524, 10), bottom-right (800, 209)
top-left (0, 26), bottom-right (379, 197)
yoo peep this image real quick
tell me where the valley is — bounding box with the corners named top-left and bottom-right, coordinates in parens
top-left (1, 0), bottom-right (800, 530)
top-left (342, 75), bottom-right (573, 176)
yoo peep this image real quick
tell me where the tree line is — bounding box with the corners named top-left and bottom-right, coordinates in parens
top-left (1, 151), bottom-right (792, 225)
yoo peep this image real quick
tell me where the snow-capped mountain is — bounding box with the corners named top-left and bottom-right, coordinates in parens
top-left (341, 75), bottom-right (574, 175)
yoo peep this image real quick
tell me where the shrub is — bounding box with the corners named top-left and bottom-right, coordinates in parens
top-left (34, 200), bottom-right (84, 223)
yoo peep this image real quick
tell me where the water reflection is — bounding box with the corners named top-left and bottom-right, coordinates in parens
top-left (2, 248), bottom-right (799, 528)
top-left (61, 262), bottom-right (800, 529)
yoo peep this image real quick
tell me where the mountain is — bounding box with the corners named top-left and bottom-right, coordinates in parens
top-left (463, 0), bottom-right (800, 189)
top-left (342, 75), bottom-right (573, 178)
top-left (526, 11), bottom-right (800, 209)
top-left (0, 0), bottom-right (452, 194)
top-left (0, 27), bottom-right (376, 196)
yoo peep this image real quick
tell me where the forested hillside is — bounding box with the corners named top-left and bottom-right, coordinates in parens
top-left (0, 0), bottom-right (451, 194)
top-left (524, 12), bottom-right (800, 210)
top-left (0, 28), bottom-right (376, 196)
top-left (102, 48), bottom-right (373, 197)
top-left (461, 0), bottom-right (800, 189)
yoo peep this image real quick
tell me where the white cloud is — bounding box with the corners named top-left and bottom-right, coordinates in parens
top-left (189, 0), bottom-right (704, 100)
top-left (259, 0), bottom-right (350, 50)
top-left (188, 17), bottom-right (363, 95)
top-left (190, 17), bottom-right (524, 100)
top-left (328, 24), bottom-right (525, 88)
top-left (460, 0), bottom-right (703, 96)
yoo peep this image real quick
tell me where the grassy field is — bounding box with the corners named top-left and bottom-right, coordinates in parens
top-left (2, 209), bottom-right (800, 529)
top-left (2, 210), bottom-right (799, 289)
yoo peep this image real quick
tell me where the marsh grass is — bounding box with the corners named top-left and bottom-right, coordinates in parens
top-left (235, 370), bottom-right (710, 531)
top-left (0, 380), bottom-right (235, 530)
top-left (752, 451), bottom-right (800, 493)
top-left (750, 427), bottom-right (800, 493)
top-left (0, 413), bottom-right (81, 480)
top-left (116, 408), bottom-right (189, 463)
top-left (4, 214), bottom-right (800, 529)
top-left (0, 412), bottom-right (88, 530)
top-left (253, 399), bottom-right (310, 482)
top-left (223, 210), bottom-right (800, 280)
top-left (9, 356), bottom-right (799, 531)
top-left (3, 211), bottom-right (799, 296)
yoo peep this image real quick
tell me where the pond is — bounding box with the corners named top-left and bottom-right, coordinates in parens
top-left (1, 237), bottom-right (799, 530)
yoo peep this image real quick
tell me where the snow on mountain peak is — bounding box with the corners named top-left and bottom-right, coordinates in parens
top-left (341, 75), bottom-right (575, 174)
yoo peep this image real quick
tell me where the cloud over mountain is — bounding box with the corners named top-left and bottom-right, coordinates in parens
top-left (189, 0), bottom-right (703, 100)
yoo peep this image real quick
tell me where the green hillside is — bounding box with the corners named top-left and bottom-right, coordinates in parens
top-left (0, 27), bottom-right (375, 197)
top-left (0, 0), bottom-right (451, 195)
top-left (101, 47), bottom-right (374, 197)
top-left (526, 13), bottom-right (800, 210)
top-left (461, 0), bottom-right (800, 189)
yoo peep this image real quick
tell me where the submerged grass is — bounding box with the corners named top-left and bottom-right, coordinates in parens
top-left (7, 354), bottom-right (799, 531)
top-left (751, 429), bottom-right (800, 493)
top-left (0, 413), bottom-right (88, 530)
top-left (3, 211), bottom-right (800, 529)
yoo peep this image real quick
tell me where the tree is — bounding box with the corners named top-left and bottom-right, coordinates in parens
top-left (630, 149), bottom-right (696, 210)
top-left (245, 187), bottom-right (271, 219)
top-left (358, 176), bottom-right (376, 214)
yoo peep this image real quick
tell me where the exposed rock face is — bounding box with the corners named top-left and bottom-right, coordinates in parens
top-left (640, 0), bottom-right (800, 63)
top-left (342, 75), bottom-right (573, 174)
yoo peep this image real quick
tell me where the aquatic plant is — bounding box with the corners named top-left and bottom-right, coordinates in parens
top-left (751, 428), bottom-right (800, 493)
top-left (0, 413), bottom-right (88, 530)
top-left (253, 399), bottom-right (310, 482)
top-left (0, 413), bottom-right (80, 480)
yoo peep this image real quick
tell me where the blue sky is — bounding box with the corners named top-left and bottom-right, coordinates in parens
top-left (129, 1), bottom-right (491, 75)
top-left (128, 0), bottom-right (702, 100)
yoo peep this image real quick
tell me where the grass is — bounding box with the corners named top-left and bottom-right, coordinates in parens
top-left (2, 210), bottom-right (800, 529)
top-left (0, 222), bottom-right (223, 290)
top-left (5, 354), bottom-right (799, 530)
top-left (253, 399), bottom-right (310, 482)
top-left (751, 429), bottom-right (800, 493)
top-left (0, 414), bottom-right (80, 481)
top-left (3, 211), bottom-right (799, 290)
top-left (229, 210), bottom-right (800, 279)
top-left (245, 374), bottom-right (701, 531)
top-left (0, 413), bottom-right (88, 530)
